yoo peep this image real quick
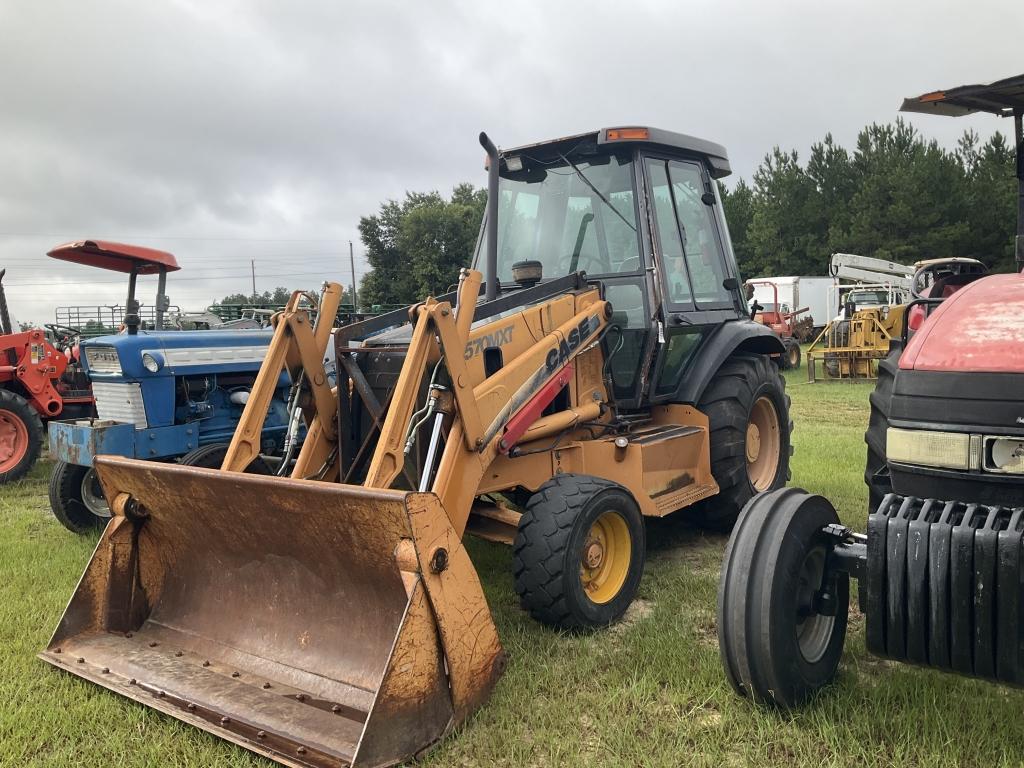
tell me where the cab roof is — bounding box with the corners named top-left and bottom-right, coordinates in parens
top-left (500, 126), bottom-right (732, 179)
top-left (48, 240), bottom-right (181, 274)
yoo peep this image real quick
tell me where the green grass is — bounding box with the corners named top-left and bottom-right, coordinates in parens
top-left (3, 370), bottom-right (1024, 766)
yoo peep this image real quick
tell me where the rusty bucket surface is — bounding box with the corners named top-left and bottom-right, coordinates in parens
top-left (40, 457), bottom-right (504, 768)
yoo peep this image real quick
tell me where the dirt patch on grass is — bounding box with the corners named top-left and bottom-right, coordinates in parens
top-left (610, 598), bottom-right (655, 635)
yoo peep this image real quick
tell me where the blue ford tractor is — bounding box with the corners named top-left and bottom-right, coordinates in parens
top-left (48, 328), bottom-right (295, 532)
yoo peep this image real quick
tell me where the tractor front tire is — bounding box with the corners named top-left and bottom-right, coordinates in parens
top-left (513, 474), bottom-right (645, 630)
top-left (864, 342), bottom-right (900, 515)
top-left (49, 461), bottom-right (111, 534)
top-left (0, 389), bottom-right (43, 483)
top-left (718, 488), bottom-right (849, 708)
top-left (693, 354), bottom-right (792, 532)
top-left (783, 337), bottom-right (801, 370)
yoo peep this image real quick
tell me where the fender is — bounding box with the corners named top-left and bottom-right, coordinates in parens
top-left (667, 319), bottom-right (784, 405)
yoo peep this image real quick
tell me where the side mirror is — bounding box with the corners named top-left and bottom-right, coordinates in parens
top-left (701, 192), bottom-right (716, 206)
top-left (722, 277), bottom-right (740, 290)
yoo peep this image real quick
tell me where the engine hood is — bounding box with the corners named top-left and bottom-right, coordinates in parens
top-left (901, 272), bottom-right (1024, 373)
top-left (82, 329), bottom-right (274, 378)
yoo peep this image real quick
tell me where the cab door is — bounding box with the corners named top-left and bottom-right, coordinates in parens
top-left (643, 156), bottom-right (743, 401)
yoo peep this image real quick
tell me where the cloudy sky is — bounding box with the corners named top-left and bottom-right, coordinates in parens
top-left (1, 0), bottom-right (1020, 326)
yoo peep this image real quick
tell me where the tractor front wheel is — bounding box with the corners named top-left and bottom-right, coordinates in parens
top-left (49, 461), bottom-right (111, 534)
top-left (718, 488), bottom-right (849, 707)
top-left (693, 354), bottom-right (792, 531)
top-left (864, 343), bottom-right (900, 515)
top-left (513, 474), bottom-right (645, 630)
top-left (0, 389), bottom-right (43, 483)
top-left (783, 337), bottom-right (801, 370)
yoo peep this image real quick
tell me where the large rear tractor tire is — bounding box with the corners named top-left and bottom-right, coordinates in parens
top-left (718, 488), bottom-right (849, 707)
top-left (49, 461), bottom-right (111, 534)
top-left (0, 389), bottom-right (43, 484)
top-left (179, 443), bottom-right (272, 473)
top-left (513, 474), bottom-right (646, 630)
top-left (864, 342), bottom-right (901, 515)
top-left (693, 354), bottom-right (793, 532)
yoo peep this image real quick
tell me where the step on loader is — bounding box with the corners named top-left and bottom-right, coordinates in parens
top-left (42, 127), bottom-right (793, 767)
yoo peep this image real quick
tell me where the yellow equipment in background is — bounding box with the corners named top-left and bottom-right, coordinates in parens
top-left (806, 304), bottom-right (906, 381)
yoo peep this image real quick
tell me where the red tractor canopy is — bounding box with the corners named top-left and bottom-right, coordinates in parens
top-left (47, 240), bottom-right (180, 274)
top-left (47, 240), bottom-right (180, 334)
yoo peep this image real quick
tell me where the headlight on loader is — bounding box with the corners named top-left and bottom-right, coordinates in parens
top-left (886, 427), bottom-right (976, 470)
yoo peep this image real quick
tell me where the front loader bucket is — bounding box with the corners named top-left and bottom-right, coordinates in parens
top-left (40, 457), bottom-right (505, 768)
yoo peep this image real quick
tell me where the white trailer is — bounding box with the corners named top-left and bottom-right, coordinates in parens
top-left (745, 275), bottom-right (838, 331)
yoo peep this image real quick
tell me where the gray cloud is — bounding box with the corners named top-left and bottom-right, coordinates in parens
top-left (1, 0), bottom-right (1020, 324)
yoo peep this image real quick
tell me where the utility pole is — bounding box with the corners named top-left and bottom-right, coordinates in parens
top-left (348, 241), bottom-right (358, 312)
top-left (251, 259), bottom-right (257, 303)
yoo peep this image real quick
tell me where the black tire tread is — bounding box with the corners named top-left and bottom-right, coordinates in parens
top-left (48, 460), bottom-right (101, 534)
top-left (693, 354), bottom-right (793, 531)
top-left (513, 473), bottom-right (643, 630)
top-left (864, 342), bottom-right (901, 514)
top-left (718, 488), bottom-right (849, 707)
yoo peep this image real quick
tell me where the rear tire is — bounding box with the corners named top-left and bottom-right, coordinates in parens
top-left (693, 354), bottom-right (793, 532)
top-left (718, 488), bottom-right (849, 707)
top-left (513, 474), bottom-right (645, 630)
top-left (179, 443), bottom-right (271, 473)
top-left (864, 342), bottom-right (900, 515)
top-left (49, 461), bottom-right (110, 534)
top-left (0, 389), bottom-right (43, 483)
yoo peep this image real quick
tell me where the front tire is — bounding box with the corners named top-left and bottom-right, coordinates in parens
top-left (49, 461), bottom-right (111, 534)
top-left (513, 474), bottom-right (645, 630)
top-left (693, 354), bottom-right (792, 531)
top-left (0, 389), bottom-right (43, 483)
top-left (718, 488), bottom-right (849, 708)
top-left (783, 337), bottom-right (801, 370)
top-left (864, 343), bottom-right (900, 515)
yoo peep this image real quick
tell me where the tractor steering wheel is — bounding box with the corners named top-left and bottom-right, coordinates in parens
top-left (45, 323), bottom-right (82, 350)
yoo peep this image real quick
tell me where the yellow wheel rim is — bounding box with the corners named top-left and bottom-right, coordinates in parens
top-left (746, 396), bottom-right (781, 491)
top-left (579, 510), bottom-right (632, 604)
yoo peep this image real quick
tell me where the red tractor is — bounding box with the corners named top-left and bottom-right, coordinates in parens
top-left (0, 240), bottom-right (180, 482)
top-left (718, 73), bottom-right (1024, 705)
top-left (747, 279), bottom-right (806, 369)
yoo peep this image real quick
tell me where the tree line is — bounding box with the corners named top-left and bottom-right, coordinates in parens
top-left (354, 119), bottom-right (1018, 307)
top-left (721, 119), bottom-right (1018, 278)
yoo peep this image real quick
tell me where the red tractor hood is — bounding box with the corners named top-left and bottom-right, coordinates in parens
top-left (901, 272), bottom-right (1024, 373)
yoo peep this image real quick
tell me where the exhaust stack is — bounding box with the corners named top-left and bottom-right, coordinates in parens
top-left (479, 132), bottom-right (500, 300)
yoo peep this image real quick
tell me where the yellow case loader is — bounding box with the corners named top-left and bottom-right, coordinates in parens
top-left (42, 128), bottom-right (793, 768)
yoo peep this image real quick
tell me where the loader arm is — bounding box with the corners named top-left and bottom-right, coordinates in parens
top-left (222, 283), bottom-right (342, 476)
top-left (41, 267), bottom-right (610, 768)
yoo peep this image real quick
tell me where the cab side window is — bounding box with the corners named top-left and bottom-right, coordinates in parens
top-left (666, 160), bottom-right (732, 306)
top-left (645, 160), bottom-right (693, 305)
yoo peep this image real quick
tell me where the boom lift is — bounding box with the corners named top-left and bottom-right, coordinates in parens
top-left (41, 127), bottom-right (793, 767)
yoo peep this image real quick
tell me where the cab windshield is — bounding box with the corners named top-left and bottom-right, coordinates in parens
top-left (847, 289), bottom-right (889, 306)
top-left (483, 153), bottom-right (642, 283)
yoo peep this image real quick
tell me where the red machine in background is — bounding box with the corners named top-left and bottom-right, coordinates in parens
top-left (747, 279), bottom-right (806, 369)
top-left (0, 240), bottom-right (180, 482)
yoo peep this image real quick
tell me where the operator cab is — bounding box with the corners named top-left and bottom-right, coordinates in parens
top-left (906, 256), bottom-right (988, 331)
top-left (474, 127), bottom-right (747, 407)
